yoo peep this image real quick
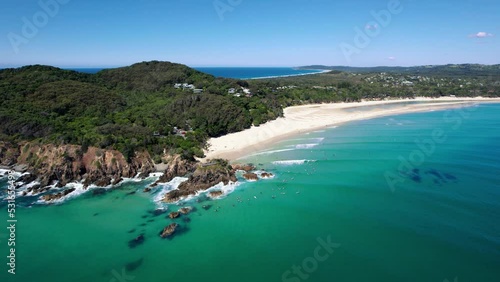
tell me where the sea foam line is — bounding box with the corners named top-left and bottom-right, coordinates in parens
top-left (272, 160), bottom-right (315, 166)
top-left (246, 69), bottom-right (329, 80)
top-left (295, 143), bottom-right (319, 149)
top-left (249, 148), bottom-right (295, 156)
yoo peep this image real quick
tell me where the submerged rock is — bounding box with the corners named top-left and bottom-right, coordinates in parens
top-left (159, 223), bottom-right (178, 238)
top-left (150, 209), bottom-right (166, 216)
top-left (92, 188), bottom-right (107, 196)
top-left (128, 234), bottom-right (145, 248)
top-left (125, 258), bottom-right (144, 272)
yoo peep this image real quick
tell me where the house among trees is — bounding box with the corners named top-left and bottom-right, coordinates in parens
top-left (174, 83), bottom-right (195, 90)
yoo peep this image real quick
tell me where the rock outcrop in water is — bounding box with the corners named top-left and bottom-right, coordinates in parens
top-left (168, 212), bottom-right (180, 219)
top-left (243, 173), bottom-right (259, 181)
top-left (231, 164), bottom-right (255, 172)
top-left (208, 190), bottom-right (224, 198)
top-left (41, 188), bottom-right (76, 202)
top-left (178, 207), bottom-right (192, 215)
top-left (260, 172), bottom-right (274, 179)
top-left (0, 142), bottom-right (203, 201)
top-left (162, 159), bottom-right (236, 203)
top-left (159, 223), bottom-right (178, 238)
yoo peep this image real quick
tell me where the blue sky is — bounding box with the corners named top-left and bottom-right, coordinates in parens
top-left (1, 0), bottom-right (499, 67)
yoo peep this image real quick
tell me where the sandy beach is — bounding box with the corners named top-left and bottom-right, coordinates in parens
top-left (203, 97), bottom-right (500, 161)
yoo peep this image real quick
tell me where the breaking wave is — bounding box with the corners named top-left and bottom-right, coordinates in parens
top-left (272, 160), bottom-right (315, 166)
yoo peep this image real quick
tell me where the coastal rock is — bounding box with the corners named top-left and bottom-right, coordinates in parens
top-left (156, 155), bottom-right (196, 184)
top-left (243, 173), bottom-right (259, 181)
top-left (178, 207), bottom-right (192, 215)
top-left (143, 187), bottom-right (152, 193)
top-left (159, 223), bottom-right (178, 238)
top-left (231, 164), bottom-right (255, 172)
top-left (163, 159), bottom-right (236, 202)
top-left (41, 188), bottom-right (76, 202)
top-left (168, 212), bottom-right (180, 219)
top-left (0, 142), bottom-right (156, 190)
top-left (260, 172), bottom-right (274, 179)
top-left (113, 177), bottom-right (124, 186)
top-left (95, 177), bottom-right (112, 187)
top-left (16, 173), bottom-right (37, 185)
top-left (0, 142), bottom-right (20, 166)
top-left (209, 190), bottom-right (224, 198)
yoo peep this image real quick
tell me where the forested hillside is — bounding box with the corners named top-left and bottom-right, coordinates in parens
top-left (0, 61), bottom-right (282, 161)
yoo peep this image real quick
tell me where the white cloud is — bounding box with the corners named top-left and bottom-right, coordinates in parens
top-left (365, 24), bottom-right (378, 30)
top-left (470, 31), bottom-right (494, 38)
top-left (388, 56), bottom-right (396, 60)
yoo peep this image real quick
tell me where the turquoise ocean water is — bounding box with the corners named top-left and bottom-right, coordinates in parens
top-left (1, 103), bottom-right (499, 282)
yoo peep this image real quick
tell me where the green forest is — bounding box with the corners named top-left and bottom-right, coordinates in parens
top-left (1, 61), bottom-right (498, 162)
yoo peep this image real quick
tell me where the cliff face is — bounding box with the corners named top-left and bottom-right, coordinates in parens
top-left (0, 141), bottom-right (156, 189)
top-left (1, 142), bottom-right (239, 204)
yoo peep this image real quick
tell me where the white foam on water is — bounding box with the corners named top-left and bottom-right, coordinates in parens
top-left (153, 177), bottom-right (189, 205)
top-left (36, 182), bottom-right (89, 205)
top-left (272, 160), bottom-right (315, 166)
top-left (295, 143), bottom-right (319, 149)
top-left (202, 181), bottom-right (240, 199)
top-left (147, 172), bottom-right (164, 178)
top-left (0, 169), bottom-right (11, 178)
top-left (249, 148), bottom-right (295, 156)
top-left (0, 169), bottom-right (23, 179)
top-left (15, 181), bottom-right (41, 197)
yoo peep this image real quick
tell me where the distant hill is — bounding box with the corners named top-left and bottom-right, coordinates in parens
top-left (298, 64), bottom-right (500, 77)
top-left (96, 61), bottom-right (216, 92)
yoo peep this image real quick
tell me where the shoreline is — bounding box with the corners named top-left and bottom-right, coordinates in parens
top-left (246, 69), bottom-right (330, 80)
top-left (203, 97), bottom-right (500, 161)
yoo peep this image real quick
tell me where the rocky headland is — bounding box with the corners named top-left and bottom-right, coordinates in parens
top-left (162, 159), bottom-right (237, 203)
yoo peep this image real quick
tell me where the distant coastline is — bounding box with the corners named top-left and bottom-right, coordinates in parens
top-left (60, 67), bottom-right (329, 79)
